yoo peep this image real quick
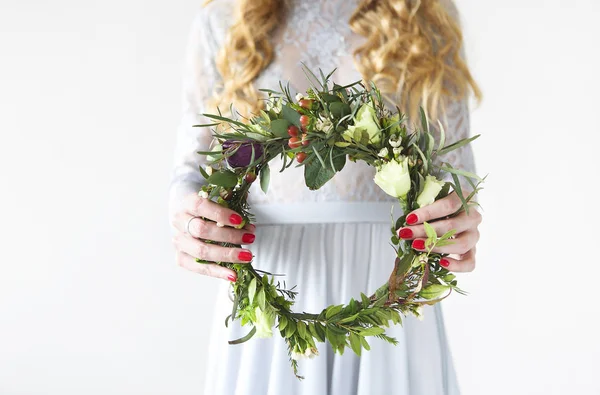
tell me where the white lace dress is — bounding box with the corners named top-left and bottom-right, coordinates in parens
top-left (168, 1), bottom-right (475, 394)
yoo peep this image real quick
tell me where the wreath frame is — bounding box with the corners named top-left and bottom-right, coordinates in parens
top-left (193, 66), bottom-right (483, 378)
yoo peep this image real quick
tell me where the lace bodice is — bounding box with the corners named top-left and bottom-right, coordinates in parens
top-left (168, 0), bottom-right (476, 217)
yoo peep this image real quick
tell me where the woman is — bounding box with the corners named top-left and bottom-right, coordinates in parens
top-left (169, 0), bottom-right (482, 394)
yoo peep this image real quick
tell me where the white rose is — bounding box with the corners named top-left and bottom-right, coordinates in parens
top-left (254, 306), bottom-right (275, 338)
top-left (343, 103), bottom-right (382, 144)
top-left (373, 156), bottom-right (411, 198)
top-left (416, 175), bottom-right (445, 208)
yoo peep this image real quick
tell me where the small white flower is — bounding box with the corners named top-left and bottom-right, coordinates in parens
top-left (393, 147), bottom-right (402, 155)
top-left (216, 222), bottom-right (225, 228)
top-left (315, 116), bottom-right (333, 134)
top-left (389, 134), bottom-right (402, 148)
top-left (378, 147), bottom-right (389, 158)
top-left (198, 191), bottom-right (209, 199)
top-left (205, 166), bottom-right (213, 176)
top-left (291, 346), bottom-right (319, 361)
top-left (304, 347), bottom-right (319, 359)
top-left (295, 93), bottom-right (304, 102)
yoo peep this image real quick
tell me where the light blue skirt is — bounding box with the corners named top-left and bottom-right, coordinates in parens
top-left (203, 204), bottom-right (460, 395)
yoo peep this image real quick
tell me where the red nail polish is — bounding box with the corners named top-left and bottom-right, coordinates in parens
top-left (238, 251), bottom-right (253, 261)
top-left (412, 239), bottom-right (425, 250)
top-left (440, 258), bottom-right (450, 268)
top-left (406, 213), bottom-right (418, 225)
top-left (248, 224), bottom-right (256, 232)
top-left (242, 233), bottom-right (256, 244)
top-left (230, 214), bottom-right (243, 225)
top-left (398, 228), bottom-right (413, 239)
top-left (227, 274), bottom-right (237, 282)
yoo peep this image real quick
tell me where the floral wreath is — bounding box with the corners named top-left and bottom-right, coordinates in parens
top-left (194, 66), bottom-right (483, 378)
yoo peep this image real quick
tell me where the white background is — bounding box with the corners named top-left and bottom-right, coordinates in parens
top-left (1, 0), bottom-right (599, 394)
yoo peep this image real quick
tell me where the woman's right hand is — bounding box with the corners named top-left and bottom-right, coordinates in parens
top-left (170, 192), bottom-right (256, 282)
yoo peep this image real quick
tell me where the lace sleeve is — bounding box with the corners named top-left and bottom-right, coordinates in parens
top-left (168, 8), bottom-right (219, 221)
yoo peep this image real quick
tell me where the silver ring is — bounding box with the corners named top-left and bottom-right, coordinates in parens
top-left (186, 216), bottom-right (201, 236)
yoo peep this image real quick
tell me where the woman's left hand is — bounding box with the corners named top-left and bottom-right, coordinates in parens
top-left (396, 191), bottom-right (482, 272)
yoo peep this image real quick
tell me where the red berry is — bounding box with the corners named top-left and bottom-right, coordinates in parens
top-left (299, 99), bottom-right (313, 109)
top-left (300, 115), bottom-right (310, 128)
top-left (296, 152), bottom-right (307, 163)
top-left (287, 125), bottom-right (300, 137)
top-left (244, 172), bottom-right (257, 183)
top-left (301, 133), bottom-right (309, 147)
top-left (288, 137), bottom-right (301, 149)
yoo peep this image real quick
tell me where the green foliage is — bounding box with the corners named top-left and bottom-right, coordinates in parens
top-left (191, 64), bottom-right (484, 379)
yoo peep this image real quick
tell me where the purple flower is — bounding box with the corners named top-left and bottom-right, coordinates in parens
top-left (222, 140), bottom-right (264, 168)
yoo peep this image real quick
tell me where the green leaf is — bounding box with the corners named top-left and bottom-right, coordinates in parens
top-left (257, 288), bottom-right (266, 310)
top-left (297, 321), bottom-right (307, 339)
top-left (326, 304), bottom-right (344, 320)
top-left (304, 149), bottom-right (345, 190)
top-left (359, 327), bottom-right (385, 336)
top-left (228, 326), bottom-right (256, 345)
top-left (420, 284), bottom-right (450, 299)
top-left (360, 336), bottom-right (371, 351)
top-left (361, 293), bottom-right (371, 308)
top-left (439, 165), bottom-right (483, 182)
top-left (248, 278), bottom-right (257, 305)
top-left (198, 166), bottom-right (210, 180)
top-left (270, 119), bottom-right (290, 138)
top-left (338, 313), bottom-right (360, 324)
top-left (436, 120), bottom-right (446, 152)
top-left (438, 135), bottom-right (480, 156)
top-left (285, 319), bottom-right (296, 338)
top-left (207, 170), bottom-right (238, 188)
top-left (282, 104), bottom-right (302, 128)
top-left (260, 164), bottom-right (270, 194)
top-left (314, 323), bottom-right (326, 342)
top-left (423, 222), bottom-right (437, 242)
top-left (279, 315), bottom-right (288, 331)
top-left (322, 93), bottom-right (341, 103)
top-left (420, 107), bottom-right (430, 134)
top-left (349, 333), bottom-right (362, 356)
top-left (329, 102), bottom-right (351, 118)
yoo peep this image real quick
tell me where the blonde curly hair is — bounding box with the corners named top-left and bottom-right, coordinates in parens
top-left (204, 0), bottom-right (481, 122)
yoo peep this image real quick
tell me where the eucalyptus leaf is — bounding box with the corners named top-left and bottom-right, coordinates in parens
top-left (270, 119), bottom-right (290, 138)
top-left (207, 170), bottom-right (238, 188)
top-left (260, 164), bottom-right (271, 194)
top-left (282, 104), bottom-right (302, 128)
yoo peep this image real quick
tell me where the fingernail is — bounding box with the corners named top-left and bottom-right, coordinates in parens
top-left (238, 251), bottom-right (253, 261)
top-left (248, 224), bottom-right (256, 232)
top-left (242, 233), bottom-right (256, 244)
top-left (398, 228), bottom-right (413, 239)
top-left (440, 258), bottom-right (450, 268)
top-left (227, 274), bottom-right (237, 282)
top-left (412, 239), bottom-right (425, 250)
top-left (406, 213), bottom-right (418, 225)
top-left (230, 214), bottom-right (243, 225)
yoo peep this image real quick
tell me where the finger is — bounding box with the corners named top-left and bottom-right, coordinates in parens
top-left (439, 248), bottom-right (476, 273)
top-left (173, 233), bottom-right (254, 264)
top-left (398, 209), bottom-right (482, 240)
top-left (405, 192), bottom-right (463, 225)
top-left (175, 250), bottom-right (238, 282)
top-left (183, 193), bottom-right (245, 227)
top-left (173, 213), bottom-right (256, 244)
top-left (411, 229), bottom-right (480, 254)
